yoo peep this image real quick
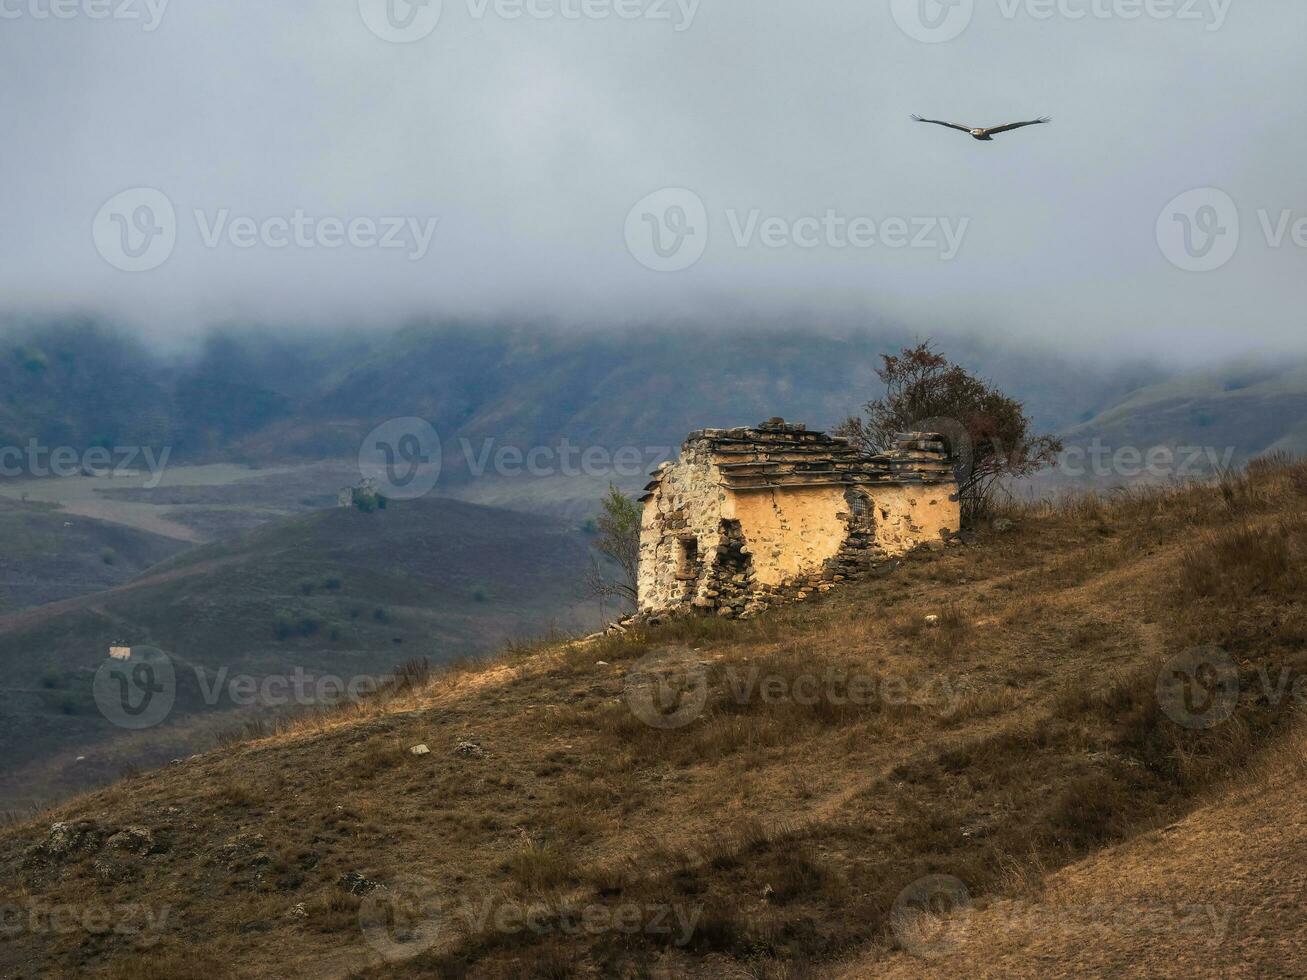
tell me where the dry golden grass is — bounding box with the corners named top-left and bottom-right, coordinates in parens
top-left (6, 458), bottom-right (1307, 978)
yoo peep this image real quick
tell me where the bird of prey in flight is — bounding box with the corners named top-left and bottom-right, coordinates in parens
top-left (911, 115), bottom-right (1052, 141)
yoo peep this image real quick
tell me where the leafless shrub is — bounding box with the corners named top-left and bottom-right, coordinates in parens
top-left (1179, 521), bottom-right (1300, 599)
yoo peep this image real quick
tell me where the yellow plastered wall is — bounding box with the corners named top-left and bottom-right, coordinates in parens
top-left (868, 484), bottom-right (960, 553)
top-left (724, 486), bottom-right (849, 587)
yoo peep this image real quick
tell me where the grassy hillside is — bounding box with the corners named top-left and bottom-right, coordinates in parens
top-left (855, 720), bottom-right (1307, 977)
top-left (1063, 361), bottom-right (1307, 466)
top-left (0, 497), bottom-right (187, 615)
top-left (2, 456), bottom-right (1304, 977)
top-left (0, 496), bottom-right (597, 812)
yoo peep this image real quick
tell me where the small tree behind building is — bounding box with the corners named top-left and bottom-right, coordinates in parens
top-left (836, 342), bottom-right (1061, 523)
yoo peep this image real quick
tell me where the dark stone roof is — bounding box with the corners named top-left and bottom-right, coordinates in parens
top-left (639, 419), bottom-right (957, 499)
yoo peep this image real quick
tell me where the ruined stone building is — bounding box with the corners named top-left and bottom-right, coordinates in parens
top-left (637, 419), bottom-right (960, 617)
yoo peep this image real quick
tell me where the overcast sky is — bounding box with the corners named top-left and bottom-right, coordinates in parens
top-left (1, 0), bottom-right (1303, 361)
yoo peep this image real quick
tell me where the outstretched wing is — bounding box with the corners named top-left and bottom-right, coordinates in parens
top-left (982, 117), bottom-right (1051, 136)
top-left (911, 114), bottom-right (973, 134)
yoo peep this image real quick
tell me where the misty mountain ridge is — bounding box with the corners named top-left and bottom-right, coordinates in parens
top-left (1, 316), bottom-right (1248, 459)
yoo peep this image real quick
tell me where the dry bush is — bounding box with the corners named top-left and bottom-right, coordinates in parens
top-left (349, 739), bottom-right (408, 779)
top-left (763, 843), bottom-right (838, 905)
top-left (215, 714), bottom-right (285, 748)
top-left (211, 773), bottom-right (259, 807)
top-left (304, 891), bottom-right (362, 934)
top-left (1246, 449), bottom-right (1293, 478)
top-left (504, 841), bottom-right (579, 894)
top-left (374, 655), bottom-right (434, 696)
top-left (1178, 521), bottom-right (1301, 599)
top-left (945, 685), bottom-right (1023, 725)
top-left (1041, 771), bottom-right (1131, 848)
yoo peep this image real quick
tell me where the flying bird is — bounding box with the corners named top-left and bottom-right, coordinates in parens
top-left (911, 114), bottom-right (1051, 141)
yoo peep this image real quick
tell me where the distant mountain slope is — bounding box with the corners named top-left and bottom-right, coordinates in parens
top-left (0, 497), bottom-right (187, 614)
top-left (0, 319), bottom-right (174, 452)
top-left (11, 315), bottom-right (1307, 508)
top-left (2, 317), bottom-right (1163, 471)
top-left (1063, 360), bottom-right (1307, 462)
top-left (236, 322), bottom-right (1161, 469)
top-left (0, 495), bottom-right (596, 810)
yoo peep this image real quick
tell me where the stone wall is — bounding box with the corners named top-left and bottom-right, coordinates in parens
top-left (636, 420), bottom-right (961, 618)
top-left (861, 484), bottom-right (959, 555)
top-left (637, 445), bottom-right (726, 613)
top-left (725, 485), bottom-right (848, 587)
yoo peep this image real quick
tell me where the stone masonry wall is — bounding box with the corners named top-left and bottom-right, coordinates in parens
top-left (637, 445), bottom-right (727, 613)
top-left (636, 422), bottom-right (961, 618)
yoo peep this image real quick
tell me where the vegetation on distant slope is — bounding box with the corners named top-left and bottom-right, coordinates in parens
top-left (0, 497), bottom-right (187, 614)
top-left (2, 318), bottom-right (1161, 473)
top-left (0, 496), bottom-right (595, 811)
